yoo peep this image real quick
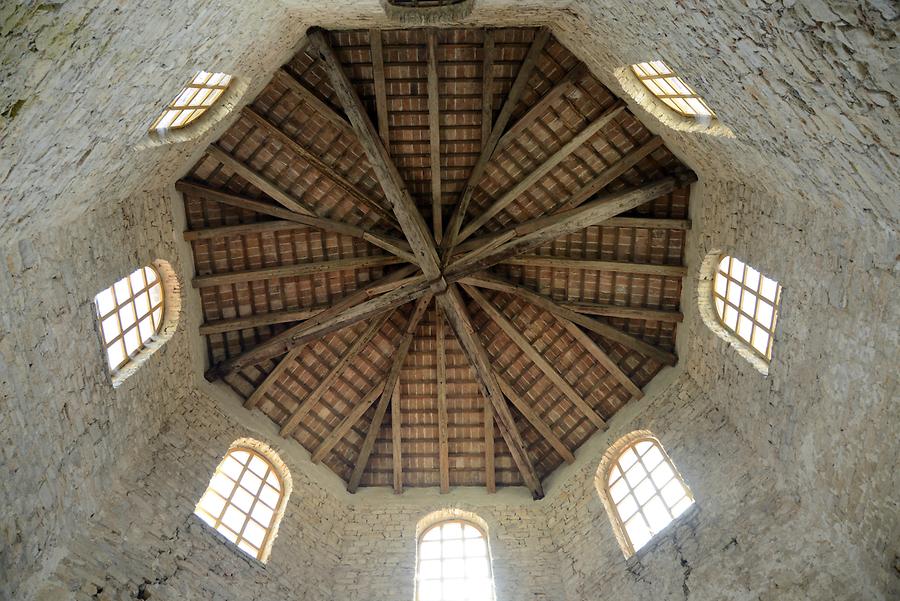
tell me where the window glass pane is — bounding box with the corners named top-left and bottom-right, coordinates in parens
top-left (625, 515), bottom-right (652, 550)
top-left (418, 521), bottom-right (493, 601)
top-left (634, 478), bottom-right (655, 505)
top-left (96, 288), bottom-right (116, 316)
top-left (643, 496), bottom-right (671, 532)
top-left (616, 494), bottom-right (638, 521)
top-left (711, 256), bottom-right (781, 360)
top-left (609, 478), bottom-right (629, 503)
top-left (641, 445), bottom-right (663, 470)
top-left (618, 448), bottom-right (638, 471)
top-left (443, 539), bottom-right (464, 558)
top-left (231, 487), bottom-right (255, 513)
top-left (151, 71), bottom-right (232, 131)
top-left (464, 537), bottom-right (486, 557)
top-left (420, 559), bottom-right (442, 579)
top-left (248, 455), bottom-right (269, 478)
top-left (632, 60), bottom-right (714, 118)
top-left (442, 522), bottom-right (462, 539)
top-left (259, 484), bottom-right (280, 508)
top-left (423, 527), bottom-right (442, 542)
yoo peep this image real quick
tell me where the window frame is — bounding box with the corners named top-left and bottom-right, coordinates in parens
top-left (631, 61), bottom-right (715, 119)
top-left (194, 446), bottom-right (287, 562)
top-left (93, 265), bottom-right (165, 374)
top-left (712, 254), bottom-right (782, 362)
top-left (416, 518), bottom-right (495, 601)
top-left (149, 71), bottom-right (233, 132)
top-left (601, 435), bottom-right (694, 557)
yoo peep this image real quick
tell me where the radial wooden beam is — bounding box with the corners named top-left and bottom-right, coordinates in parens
top-left (308, 27), bottom-right (442, 280)
top-left (279, 311), bottom-right (392, 438)
top-left (462, 272), bottom-right (673, 369)
top-left (442, 28), bottom-right (550, 254)
top-left (456, 101), bottom-right (626, 243)
top-left (243, 347), bottom-right (303, 410)
top-left (496, 378), bottom-right (576, 464)
top-left (552, 135), bottom-right (665, 214)
top-left (556, 301), bottom-right (684, 323)
top-left (498, 256), bottom-right (688, 278)
top-left (462, 284), bottom-right (606, 430)
top-left (205, 145), bottom-right (316, 216)
top-left (437, 285), bottom-right (544, 499)
top-left (446, 176), bottom-right (695, 280)
top-left (200, 307), bottom-right (325, 336)
top-left (495, 63), bottom-right (588, 152)
top-left (348, 295), bottom-right (432, 493)
top-left (480, 29), bottom-right (496, 147)
top-left (206, 265), bottom-right (423, 379)
top-left (274, 68), bottom-right (354, 137)
top-left (483, 395), bottom-right (496, 493)
top-left (436, 305), bottom-right (450, 493)
top-left (310, 381), bottom-right (385, 463)
top-left (427, 29), bottom-right (443, 244)
top-left (370, 29), bottom-right (389, 146)
top-left (192, 255), bottom-right (405, 289)
top-left (241, 107), bottom-right (399, 226)
top-left (176, 181), bottom-right (414, 262)
top-left (391, 382), bottom-right (403, 494)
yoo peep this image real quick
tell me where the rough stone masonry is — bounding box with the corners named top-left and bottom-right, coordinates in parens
top-left (1, 1), bottom-right (897, 600)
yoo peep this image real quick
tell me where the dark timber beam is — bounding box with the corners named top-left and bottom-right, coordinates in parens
top-left (370, 30), bottom-right (389, 146)
top-left (279, 312), bottom-right (392, 438)
top-left (456, 101), bottom-right (626, 243)
top-left (463, 284), bottom-right (606, 429)
top-left (274, 68), bottom-right (354, 137)
top-left (498, 256), bottom-right (688, 278)
top-left (176, 181), bottom-right (414, 262)
top-left (427, 29), bottom-right (443, 244)
top-left (436, 305), bottom-right (450, 493)
top-left (496, 377), bottom-right (576, 464)
top-left (308, 27), bottom-right (442, 281)
top-left (192, 256), bottom-right (405, 289)
top-left (348, 295), bottom-right (432, 493)
top-left (442, 28), bottom-right (550, 255)
top-left (437, 285), bottom-right (544, 499)
top-left (310, 381), bottom-right (385, 463)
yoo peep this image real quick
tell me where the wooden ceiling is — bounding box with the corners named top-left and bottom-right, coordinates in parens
top-left (180, 27), bottom-right (694, 499)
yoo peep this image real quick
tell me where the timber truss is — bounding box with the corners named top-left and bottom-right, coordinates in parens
top-left (181, 27), bottom-right (694, 498)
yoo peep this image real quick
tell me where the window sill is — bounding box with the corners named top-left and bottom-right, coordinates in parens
top-left (189, 513), bottom-right (269, 570)
top-left (624, 503), bottom-right (700, 568)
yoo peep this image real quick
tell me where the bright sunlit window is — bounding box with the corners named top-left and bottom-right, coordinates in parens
top-left (417, 520), bottom-right (494, 601)
top-left (194, 446), bottom-right (286, 561)
top-left (150, 71), bottom-right (232, 131)
top-left (631, 61), bottom-right (715, 118)
top-left (605, 436), bottom-right (694, 555)
top-left (713, 255), bottom-right (782, 361)
top-left (94, 266), bottom-right (164, 373)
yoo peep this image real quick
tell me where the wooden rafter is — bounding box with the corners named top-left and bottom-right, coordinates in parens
top-left (556, 301), bottom-right (684, 324)
top-left (427, 29), bottom-right (443, 244)
top-left (207, 265), bottom-right (422, 378)
top-left (176, 181), bottom-right (414, 262)
top-left (484, 395), bottom-right (496, 493)
top-left (274, 68), bottom-right (354, 137)
top-left (200, 307), bottom-right (325, 336)
top-left (497, 256), bottom-right (688, 278)
top-left (370, 29), bottom-right (389, 146)
top-left (437, 285), bottom-right (544, 499)
top-left (279, 311), bottom-right (392, 438)
top-left (391, 382), bottom-right (403, 494)
top-left (243, 347), bottom-right (303, 410)
top-left (192, 255), bottom-right (405, 289)
top-left (348, 295), bottom-right (432, 493)
top-left (463, 284), bottom-right (607, 429)
top-left (241, 107), bottom-right (399, 226)
top-left (310, 381), bottom-right (385, 463)
top-left (456, 101), bottom-right (626, 243)
top-left (308, 28), bottom-right (442, 281)
top-left (496, 377), bottom-right (576, 464)
top-left (442, 28), bottom-right (550, 254)
top-left (436, 305), bottom-right (450, 493)
top-left (462, 271), bottom-right (673, 369)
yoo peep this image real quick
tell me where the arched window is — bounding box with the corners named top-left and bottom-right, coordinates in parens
top-left (712, 255), bottom-right (782, 361)
top-left (150, 71), bottom-right (232, 131)
top-left (631, 61), bottom-right (715, 119)
top-left (194, 444), bottom-right (289, 561)
top-left (599, 433), bottom-right (694, 556)
top-left (94, 265), bottom-right (164, 374)
top-left (417, 520), bottom-right (494, 601)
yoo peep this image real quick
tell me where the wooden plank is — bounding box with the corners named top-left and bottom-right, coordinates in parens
top-left (436, 306), bottom-right (450, 493)
top-left (192, 255), bottom-right (404, 288)
top-left (176, 181), bottom-right (413, 261)
top-left (484, 396), bottom-right (495, 493)
top-left (442, 28), bottom-right (550, 254)
top-left (200, 307), bottom-right (324, 335)
top-left (391, 381), bottom-right (403, 494)
top-left (437, 285), bottom-right (544, 499)
top-left (456, 102), bottom-right (626, 243)
top-left (279, 312), bottom-right (392, 438)
top-left (207, 265), bottom-right (422, 378)
top-left (496, 63), bottom-right (588, 152)
top-left (445, 176), bottom-right (695, 281)
top-left (496, 377), bottom-right (576, 464)
top-left (243, 347), bottom-right (302, 410)
top-left (308, 28), bottom-right (442, 280)
top-left (347, 295), bottom-right (432, 493)
top-left (310, 381), bottom-right (385, 463)
top-left (557, 301), bottom-right (683, 323)
top-left (553, 136), bottom-right (665, 213)
top-left (273, 68), bottom-right (353, 137)
top-left (480, 29), bottom-right (496, 148)
top-left (370, 29), bottom-right (389, 146)
top-left (462, 271), bottom-right (673, 369)
top-left (183, 219), bottom-right (301, 241)
top-left (498, 256), bottom-right (688, 278)
top-left (205, 145), bottom-right (316, 216)
top-left (427, 29), bottom-right (442, 244)
top-left (463, 284), bottom-right (606, 429)
top-left (241, 107), bottom-right (399, 226)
